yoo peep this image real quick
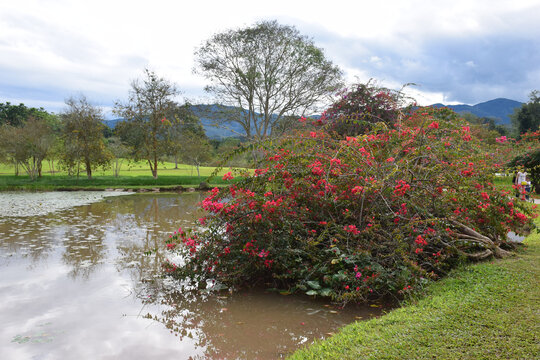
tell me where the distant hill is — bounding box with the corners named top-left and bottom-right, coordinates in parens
top-left (103, 104), bottom-right (254, 139)
top-left (103, 98), bottom-right (524, 137)
top-left (430, 98), bottom-right (523, 125)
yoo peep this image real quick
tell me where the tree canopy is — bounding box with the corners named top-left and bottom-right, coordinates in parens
top-left (114, 69), bottom-right (181, 179)
top-left (512, 90), bottom-right (540, 135)
top-left (194, 20), bottom-right (343, 141)
top-left (61, 95), bottom-right (111, 179)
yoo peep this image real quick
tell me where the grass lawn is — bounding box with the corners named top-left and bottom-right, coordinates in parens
top-left (289, 220), bottom-right (540, 359)
top-left (0, 161), bottom-right (242, 191)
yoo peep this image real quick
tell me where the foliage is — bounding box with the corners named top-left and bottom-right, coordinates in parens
top-left (0, 116), bottom-right (56, 179)
top-left (507, 129), bottom-right (540, 193)
top-left (511, 90), bottom-right (540, 135)
top-left (180, 129), bottom-right (213, 180)
top-left (290, 224), bottom-right (540, 359)
top-left (322, 81), bottom-right (414, 136)
top-left (194, 20), bottom-right (343, 140)
top-left (114, 69), bottom-right (180, 179)
top-left (106, 137), bottom-right (130, 177)
top-left (165, 106), bottom-right (535, 303)
top-left (165, 103), bottom-right (207, 169)
top-left (0, 102), bottom-right (53, 127)
top-left (61, 95), bottom-right (111, 179)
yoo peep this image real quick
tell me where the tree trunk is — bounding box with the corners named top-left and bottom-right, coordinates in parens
top-left (174, 155), bottom-right (178, 169)
top-left (196, 163), bottom-right (200, 180)
top-left (86, 160), bottom-right (92, 179)
top-left (14, 161), bottom-right (19, 176)
top-left (38, 160), bottom-right (42, 178)
top-left (153, 155), bottom-right (158, 179)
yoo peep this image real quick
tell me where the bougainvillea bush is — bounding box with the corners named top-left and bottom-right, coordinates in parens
top-left (164, 106), bottom-right (535, 303)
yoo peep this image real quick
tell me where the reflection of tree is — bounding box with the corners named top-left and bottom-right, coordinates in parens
top-left (113, 193), bottom-right (203, 282)
top-left (60, 205), bottom-right (108, 280)
top-left (0, 217), bottom-right (57, 265)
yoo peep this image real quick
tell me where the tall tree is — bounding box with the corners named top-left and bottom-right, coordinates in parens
top-left (114, 69), bottom-right (180, 179)
top-left (61, 95), bottom-right (111, 179)
top-left (512, 90), bottom-right (540, 135)
top-left (194, 20), bottom-right (343, 141)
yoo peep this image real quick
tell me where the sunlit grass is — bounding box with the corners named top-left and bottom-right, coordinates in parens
top-left (289, 219), bottom-right (540, 360)
top-left (0, 160), bottom-right (245, 190)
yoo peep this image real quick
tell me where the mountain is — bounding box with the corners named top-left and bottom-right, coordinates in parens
top-left (103, 104), bottom-right (253, 139)
top-left (430, 98), bottom-right (523, 125)
top-left (103, 98), bottom-right (524, 137)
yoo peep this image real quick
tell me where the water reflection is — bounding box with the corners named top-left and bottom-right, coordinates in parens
top-left (0, 193), bottom-right (387, 359)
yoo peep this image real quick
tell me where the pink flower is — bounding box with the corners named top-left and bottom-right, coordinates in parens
top-left (496, 136), bottom-right (508, 143)
top-left (386, 157), bottom-right (395, 162)
top-left (428, 121), bottom-right (439, 129)
top-left (222, 172), bottom-right (234, 180)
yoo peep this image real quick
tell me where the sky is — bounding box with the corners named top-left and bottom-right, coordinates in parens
top-left (0, 0), bottom-right (539, 118)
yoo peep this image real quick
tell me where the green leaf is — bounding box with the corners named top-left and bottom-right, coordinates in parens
top-left (319, 288), bottom-right (332, 297)
top-left (306, 280), bottom-right (321, 290)
top-left (306, 290), bottom-right (318, 296)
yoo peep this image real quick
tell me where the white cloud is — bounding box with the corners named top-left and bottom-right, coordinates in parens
top-left (0, 0), bottom-right (539, 111)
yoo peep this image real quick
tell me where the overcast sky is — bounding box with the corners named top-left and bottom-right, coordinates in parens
top-left (1, 0), bottom-right (539, 117)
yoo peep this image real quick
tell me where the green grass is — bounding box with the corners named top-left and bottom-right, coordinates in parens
top-left (289, 222), bottom-right (540, 359)
top-left (0, 161), bottom-right (241, 191)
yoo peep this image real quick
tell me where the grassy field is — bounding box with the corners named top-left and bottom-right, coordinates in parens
top-left (289, 220), bottom-right (540, 359)
top-left (0, 161), bottom-right (240, 191)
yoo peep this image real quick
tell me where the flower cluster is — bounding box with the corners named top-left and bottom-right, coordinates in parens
top-left (165, 106), bottom-right (535, 303)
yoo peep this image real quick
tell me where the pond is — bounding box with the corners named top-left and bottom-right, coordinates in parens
top-left (0, 192), bottom-right (387, 359)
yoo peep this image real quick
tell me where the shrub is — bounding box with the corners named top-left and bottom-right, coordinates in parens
top-left (164, 107), bottom-right (535, 303)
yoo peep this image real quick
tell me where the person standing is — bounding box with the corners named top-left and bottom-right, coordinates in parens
top-left (515, 168), bottom-right (527, 199)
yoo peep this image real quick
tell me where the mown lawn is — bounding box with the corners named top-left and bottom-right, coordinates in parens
top-left (289, 220), bottom-right (540, 359)
top-left (0, 161), bottom-right (243, 190)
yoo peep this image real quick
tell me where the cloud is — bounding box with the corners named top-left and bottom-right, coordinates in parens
top-left (311, 28), bottom-right (540, 104)
top-left (0, 0), bottom-right (539, 112)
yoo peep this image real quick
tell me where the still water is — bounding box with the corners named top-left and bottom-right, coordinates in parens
top-left (0, 192), bottom-right (386, 359)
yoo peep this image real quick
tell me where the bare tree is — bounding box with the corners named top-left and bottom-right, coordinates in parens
top-left (114, 69), bottom-right (180, 179)
top-left (194, 20), bottom-right (343, 141)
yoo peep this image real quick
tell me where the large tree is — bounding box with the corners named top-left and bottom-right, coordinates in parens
top-left (194, 20), bottom-right (343, 141)
top-left (512, 90), bottom-right (540, 135)
top-left (61, 95), bottom-right (111, 179)
top-left (114, 69), bottom-right (180, 179)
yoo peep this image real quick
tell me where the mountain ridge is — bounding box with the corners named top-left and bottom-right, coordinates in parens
top-left (429, 98), bottom-right (522, 124)
top-left (103, 98), bottom-right (524, 138)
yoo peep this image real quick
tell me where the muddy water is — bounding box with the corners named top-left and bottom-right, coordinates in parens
top-left (0, 193), bottom-right (387, 359)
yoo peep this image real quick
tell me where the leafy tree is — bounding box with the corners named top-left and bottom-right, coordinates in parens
top-left (114, 69), bottom-right (180, 179)
top-left (61, 95), bottom-right (111, 179)
top-left (180, 129), bottom-right (212, 180)
top-left (194, 20), bottom-right (343, 140)
top-left (512, 90), bottom-right (540, 135)
top-left (106, 137), bottom-right (130, 177)
top-left (507, 130), bottom-right (540, 193)
top-left (0, 102), bottom-right (52, 127)
top-left (322, 81), bottom-right (414, 136)
top-left (165, 103), bottom-right (206, 169)
top-left (0, 116), bottom-right (56, 179)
